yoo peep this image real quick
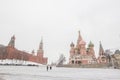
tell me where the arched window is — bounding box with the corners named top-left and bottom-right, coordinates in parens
top-left (72, 60), bottom-right (74, 64)
top-left (78, 61), bottom-right (81, 64)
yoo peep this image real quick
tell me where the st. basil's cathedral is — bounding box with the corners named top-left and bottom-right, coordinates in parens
top-left (69, 31), bottom-right (108, 65)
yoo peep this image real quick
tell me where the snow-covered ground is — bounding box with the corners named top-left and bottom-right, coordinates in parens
top-left (0, 66), bottom-right (120, 80)
top-left (0, 59), bottom-right (43, 66)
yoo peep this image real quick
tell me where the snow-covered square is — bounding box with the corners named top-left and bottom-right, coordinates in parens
top-left (0, 66), bottom-right (120, 80)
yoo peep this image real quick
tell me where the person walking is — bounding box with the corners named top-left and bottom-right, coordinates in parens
top-left (50, 66), bottom-right (52, 70)
top-left (46, 65), bottom-right (49, 71)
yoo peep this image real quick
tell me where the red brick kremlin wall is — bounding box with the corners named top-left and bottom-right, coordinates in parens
top-left (0, 46), bottom-right (47, 65)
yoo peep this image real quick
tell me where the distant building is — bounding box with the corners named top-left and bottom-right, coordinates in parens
top-left (0, 35), bottom-right (47, 64)
top-left (112, 50), bottom-right (120, 68)
top-left (69, 31), bottom-right (97, 65)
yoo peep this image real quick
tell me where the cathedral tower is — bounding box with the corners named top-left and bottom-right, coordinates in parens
top-left (98, 41), bottom-right (107, 63)
top-left (87, 41), bottom-right (95, 56)
top-left (77, 31), bottom-right (86, 55)
top-left (70, 42), bottom-right (75, 57)
top-left (99, 41), bottom-right (104, 56)
top-left (77, 31), bottom-right (82, 47)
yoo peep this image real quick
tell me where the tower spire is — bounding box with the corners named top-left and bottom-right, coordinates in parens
top-left (37, 37), bottom-right (44, 57)
top-left (88, 41), bottom-right (94, 47)
top-left (77, 30), bottom-right (82, 44)
top-left (8, 35), bottom-right (15, 48)
top-left (99, 41), bottom-right (104, 56)
top-left (39, 37), bottom-right (43, 50)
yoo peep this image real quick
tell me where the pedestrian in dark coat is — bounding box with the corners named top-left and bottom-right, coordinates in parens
top-left (46, 66), bottom-right (49, 71)
top-left (50, 66), bottom-right (52, 70)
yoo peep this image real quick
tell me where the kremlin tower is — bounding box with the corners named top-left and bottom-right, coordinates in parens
top-left (36, 38), bottom-right (47, 64)
top-left (8, 35), bottom-right (15, 48)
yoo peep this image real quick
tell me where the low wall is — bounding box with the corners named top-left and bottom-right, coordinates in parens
top-left (57, 63), bottom-right (110, 68)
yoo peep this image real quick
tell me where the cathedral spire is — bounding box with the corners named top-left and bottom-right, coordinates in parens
top-left (88, 41), bottom-right (94, 47)
top-left (77, 30), bottom-right (82, 45)
top-left (8, 35), bottom-right (15, 48)
top-left (99, 41), bottom-right (104, 56)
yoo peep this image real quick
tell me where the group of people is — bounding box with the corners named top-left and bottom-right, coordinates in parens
top-left (46, 65), bottom-right (52, 71)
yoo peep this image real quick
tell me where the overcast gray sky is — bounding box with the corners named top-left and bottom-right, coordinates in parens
top-left (0, 0), bottom-right (120, 64)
